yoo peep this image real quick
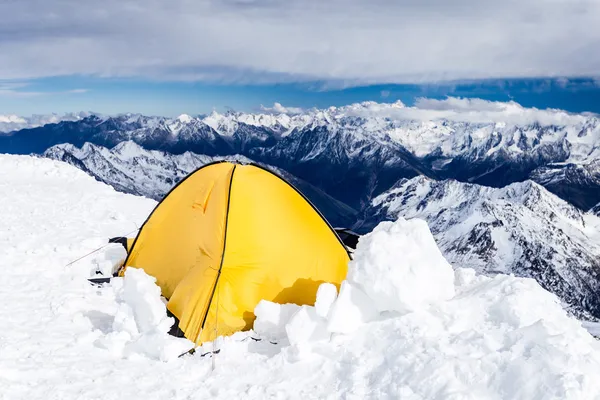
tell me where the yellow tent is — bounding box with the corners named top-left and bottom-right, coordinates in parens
top-left (120, 161), bottom-right (351, 344)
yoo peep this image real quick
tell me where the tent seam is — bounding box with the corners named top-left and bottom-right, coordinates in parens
top-left (200, 164), bottom-right (237, 333)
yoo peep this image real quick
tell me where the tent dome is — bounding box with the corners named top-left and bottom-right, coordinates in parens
top-left (122, 161), bottom-right (350, 344)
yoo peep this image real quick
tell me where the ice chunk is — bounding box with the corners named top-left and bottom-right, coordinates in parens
top-left (348, 218), bottom-right (455, 313)
top-left (327, 281), bottom-right (378, 334)
top-left (315, 283), bottom-right (338, 318)
top-left (285, 306), bottom-right (329, 346)
top-left (254, 300), bottom-right (301, 341)
top-left (120, 268), bottom-right (173, 334)
top-left (100, 268), bottom-right (194, 361)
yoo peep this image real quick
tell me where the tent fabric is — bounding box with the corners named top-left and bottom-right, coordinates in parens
top-left (122, 161), bottom-right (350, 345)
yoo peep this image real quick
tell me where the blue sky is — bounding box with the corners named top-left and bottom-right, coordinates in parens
top-left (2, 77), bottom-right (600, 117)
top-left (1, 0), bottom-right (599, 116)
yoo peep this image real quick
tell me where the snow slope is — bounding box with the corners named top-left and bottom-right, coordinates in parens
top-left (358, 177), bottom-right (600, 320)
top-left (3, 155), bottom-right (600, 398)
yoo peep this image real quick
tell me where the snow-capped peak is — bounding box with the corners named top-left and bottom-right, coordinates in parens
top-left (176, 114), bottom-right (193, 123)
top-left (201, 110), bottom-right (239, 136)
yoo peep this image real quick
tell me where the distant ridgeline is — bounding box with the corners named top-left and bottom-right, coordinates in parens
top-left (1, 104), bottom-right (600, 221)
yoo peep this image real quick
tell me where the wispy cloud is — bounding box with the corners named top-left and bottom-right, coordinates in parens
top-left (257, 96), bottom-right (593, 126)
top-left (342, 97), bottom-right (592, 126)
top-left (0, 0), bottom-right (598, 85)
top-left (260, 102), bottom-right (304, 114)
top-left (0, 82), bottom-right (88, 97)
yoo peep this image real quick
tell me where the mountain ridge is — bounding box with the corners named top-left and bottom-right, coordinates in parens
top-left (3, 99), bottom-right (600, 211)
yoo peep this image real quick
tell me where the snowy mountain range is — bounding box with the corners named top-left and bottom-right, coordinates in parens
top-left (357, 176), bottom-right (600, 320)
top-left (2, 100), bottom-right (600, 211)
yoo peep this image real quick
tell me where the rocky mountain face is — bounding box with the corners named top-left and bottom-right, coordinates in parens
top-left (530, 161), bottom-right (600, 210)
top-left (43, 141), bottom-right (358, 228)
top-left (3, 101), bottom-right (600, 211)
top-left (356, 176), bottom-right (600, 320)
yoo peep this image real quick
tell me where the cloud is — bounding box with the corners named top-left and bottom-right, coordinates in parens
top-left (0, 82), bottom-right (88, 97)
top-left (380, 90), bottom-right (391, 98)
top-left (0, 111), bottom-right (91, 133)
top-left (260, 102), bottom-right (304, 114)
top-left (0, 0), bottom-right (599, 84)
top-left (413, 97), bottom-right (511, 112)
top-left (342, 97), bottom-right (591, 126)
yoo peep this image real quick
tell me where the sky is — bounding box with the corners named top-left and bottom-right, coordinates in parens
top-left (1, 0), bottom-right (600, 116)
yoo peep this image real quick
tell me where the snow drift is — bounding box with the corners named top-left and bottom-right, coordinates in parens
top-left (95, 268), bottom-right (194, 362)
top-left (2, 154), bottom-right (600, 399)
top-left (248, 217), bottom-right (600, 399)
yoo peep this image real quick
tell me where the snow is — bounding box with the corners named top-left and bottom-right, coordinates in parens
top-left (91, 244), bottom-right (127, 276)
top-left (326, 281), bottom-right (378, 334)
top-left (314, 282), bottom-right (337, 318)
top-left (253, 300), bottom-right (301, 341)
top-left (347, 218), bottom-right (455, 313)
top-left (582, 321), bottom-right (600, 337)
top-left (176, 114), bottom-right (193, 123)
top-left (96, 268), bottom-right (194, 361)
top-left (246, 217), bottom-right (600, 398)
top-left (284, 306), bottom-right (329, 346)
top-left (3, 154), bottom-right (600, 399)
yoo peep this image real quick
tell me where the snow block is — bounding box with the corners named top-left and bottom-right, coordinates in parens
top-left (103, 268), bottom-right (194, 361)
top-left (348, 218), bottom-right (455, 314)
top-left (254, 300), bottom-right (301, 341)
top-left (285, 306), bottom-right (329, 346)
top-left (121, 268), bottom-right (173, 334)
top-left (327, 281), bottom-right (378, 334)
top-left (315, 283), bottom-right (338, 318)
